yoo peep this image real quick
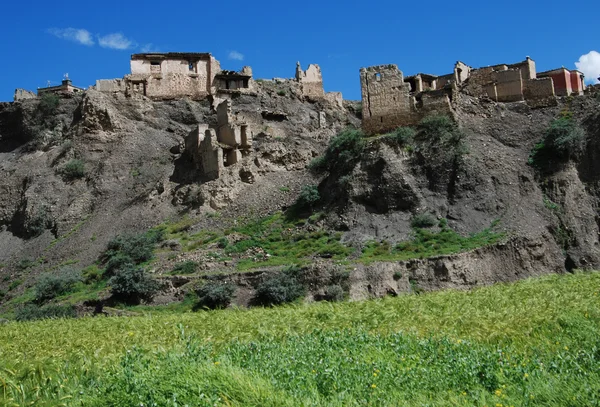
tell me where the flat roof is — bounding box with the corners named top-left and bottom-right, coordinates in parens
top-left (131, 52), bottom-right (212, 61)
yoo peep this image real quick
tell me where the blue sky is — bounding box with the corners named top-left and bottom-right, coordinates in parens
top-left (1, 0), bottom-right (598, 102)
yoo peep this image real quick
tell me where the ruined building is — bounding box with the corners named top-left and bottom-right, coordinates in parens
top-left (185, 99), bottom-right (254, 181)
top-left (360, 65), bottom-right (454, 135)
top-left (360, 56), bottom-right (586, 135)
top-left (96, 52), bottom-right (253, 100)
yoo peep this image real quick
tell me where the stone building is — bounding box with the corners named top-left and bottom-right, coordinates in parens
top-left (37, 78), bottom-right (85, 97)
top-left (13, 89), bottom-right (36, 102)
top-left (359, 56), bottom-right (583, 135)
top-left (185, 99), bottom-right (255, 180)
top-left (538, 68), bottom-right (585, 96)
top-left (295, 62), bottom-right (325, 98)
top-left (96, 52), bottom-right (253, 100)
top-left (360, 64), bottom-right (453, 135)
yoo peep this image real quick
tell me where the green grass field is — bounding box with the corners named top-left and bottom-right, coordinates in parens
top-left (1, 271), bottom-right (599, 406)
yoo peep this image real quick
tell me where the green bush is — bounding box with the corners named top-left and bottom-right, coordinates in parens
top-left (410, 213), bottom-right (437, 228)
top-left (393, 271), bottom-right (403, 281)
top-left (308, 128), bottom-right (365, 175)
top-left (34, 268), bottom-right (82, 303)
top-left (38, 93), bottom-right (60, 115)
top-left (172, 261), bottom-right (199, 275)
top-left (384, 126), bottom-right (416, 146)
top-left (528, 117), bottom-right (585, 170)
top-left (415, 115), bottom-right (467, 159)
top-left (277, 90), bottom-right (286, 96)
top-left (322, 284), bottom-right (345, 302)
top-left (195, 281), bottom-right (236, 310)
top-left (255, 267), bottom-right (305, 306)
top-left (60, 159), bottom-right (85, 180)
top-left (0, 289), bottom-right (5, 301)
top-left (103, 229), bottom-right (165, 273)
top-left (297, 185), bottom-right (320, 208)
top-left (216, 237), bottom-right (229, 249)
top-left (15, 303), bottom-right (76, 321)
top-left (104, 253), bottom-right (135, 276)
top-left (82, 265), bottom-right (104, 283)
top-left (108, 264), bottom-right (160, 304)
top-left (26, 206), bottom-right (52, 238)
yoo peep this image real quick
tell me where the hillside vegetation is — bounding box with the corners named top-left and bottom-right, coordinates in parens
top-left (1, 271), bottom-right (599, 406)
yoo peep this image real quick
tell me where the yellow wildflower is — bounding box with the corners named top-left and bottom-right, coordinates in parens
top-left (371, 384), bottom-right (377, 389)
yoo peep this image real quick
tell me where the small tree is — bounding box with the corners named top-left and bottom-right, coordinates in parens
top-left (34, 268), bottom-right (82, 303)
top-left (195, 281), bottom-right (236, 310)
top-left (38, 93), bottom-right (60, 115)
top-left (255, 266), bottom-right (305, 306)
top-left (109, 264), bottom-right (160, 304)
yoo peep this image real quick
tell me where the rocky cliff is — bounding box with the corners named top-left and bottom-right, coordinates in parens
top-left (0, 83), bottom-right (599, 312)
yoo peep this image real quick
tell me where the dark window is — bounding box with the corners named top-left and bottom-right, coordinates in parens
top-left (188, 61), bottom-right (194, 71)
top-left (151, 61), bottom-right (160, 66)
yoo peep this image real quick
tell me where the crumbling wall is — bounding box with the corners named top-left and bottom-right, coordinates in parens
top-left (360, 65), bottom-right (418, 135)
top-left (186, 125), bottom-right (221, 181)
top-left (493, 69), bottom-right (524, 102)
top-left (524, 77), bottom-right (557, 108)
top-left (325, 92), bottom-right (343, 108)
top-left (13, 89), bottom-right (36, 102)
top-left (95, 79), bottom-right (126, 93)
top-left (419, 89), bottom-right (454, 117)
top-left (295, 62), bottom-right (325, 98)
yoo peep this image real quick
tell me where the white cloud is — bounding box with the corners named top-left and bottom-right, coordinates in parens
top-left (98, 33), bottom-right (136, 50)
top-left (140, 43), bottom-right (159, 53)
top-left (575, 51), bottom-right (600, 84)
top-left (48, 28), bottom-right (94, 46)
top-left (228, 51), bottom-right (244, 61)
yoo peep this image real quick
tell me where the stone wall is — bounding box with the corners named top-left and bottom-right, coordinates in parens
top-left (95, 79), bottom-right (126, 93)
top-left (493, 69), bottom-right (524, 102)
top-left (360, 65), bottom-right (418, 135)
top-left (523, 77), bottom-right (557, 108)
top-left (13, 89), bottom-right (36, 102)
top-left (295, 62), bottom-right (325, 98)
top-left (186, 125), bottom-right (222, 181)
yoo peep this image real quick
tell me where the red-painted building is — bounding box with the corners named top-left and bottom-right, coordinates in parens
top-left (538, 68), bottom-right (585, 96)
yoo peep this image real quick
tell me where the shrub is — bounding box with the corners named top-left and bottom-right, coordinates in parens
top-left (60, 159), bottom-right (85, 180)
top-left (322, 284), bottom-right (345, 302)
top-left (108, 264), bottom-right (160, 304)
top-left (0, 289), bottom-right (5, 301)
top-left (34, 268), bottom-right (82, 303)
top-left (82, 265), bottom-right (104, 283)
top-left (38, 93), bottom-right (60, 115)
top-left (415, 115), bottom-right (467, 160)
top-left (15, 303), bottom-right (76, 321)
top-left (104, 253), bottom-right (135, 276)
top-left (295, 185), bottom-right (320, 209)
top-left (8, 280), bottom-right (22, 291)
top-left (384, 126), bottom-right (416, 146)
top-left (216, 237), bottom-right (229, 249)
top-left (195, 281), bottom-right (236, 310)
top-left (171, 261), bottom-right (199, 275)
top-left (17, 258), bottom-right (36, 270)
top-left (26, 206), bottom-right (52, 238)
top-left (103, 229), bottom-right (165, 270)
top-left (277, 90), bottom-right (286, 96)
top-left (410, 213), bottom-right (437, 229)
top-left (528, 117), bottom-right (585, 170)
top-left (393, 271), bottom-right (403, 281)
top-left (309, 128), bottom-right (365, 175)
top-left (255, 267), bottom-right (306, 306)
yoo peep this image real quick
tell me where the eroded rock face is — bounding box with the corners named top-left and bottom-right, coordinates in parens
top-left (1, 78), bottom-right (600, 307)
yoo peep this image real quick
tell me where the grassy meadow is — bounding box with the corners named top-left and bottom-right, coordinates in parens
top-left (1, 271), bottom-right (599, 406)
